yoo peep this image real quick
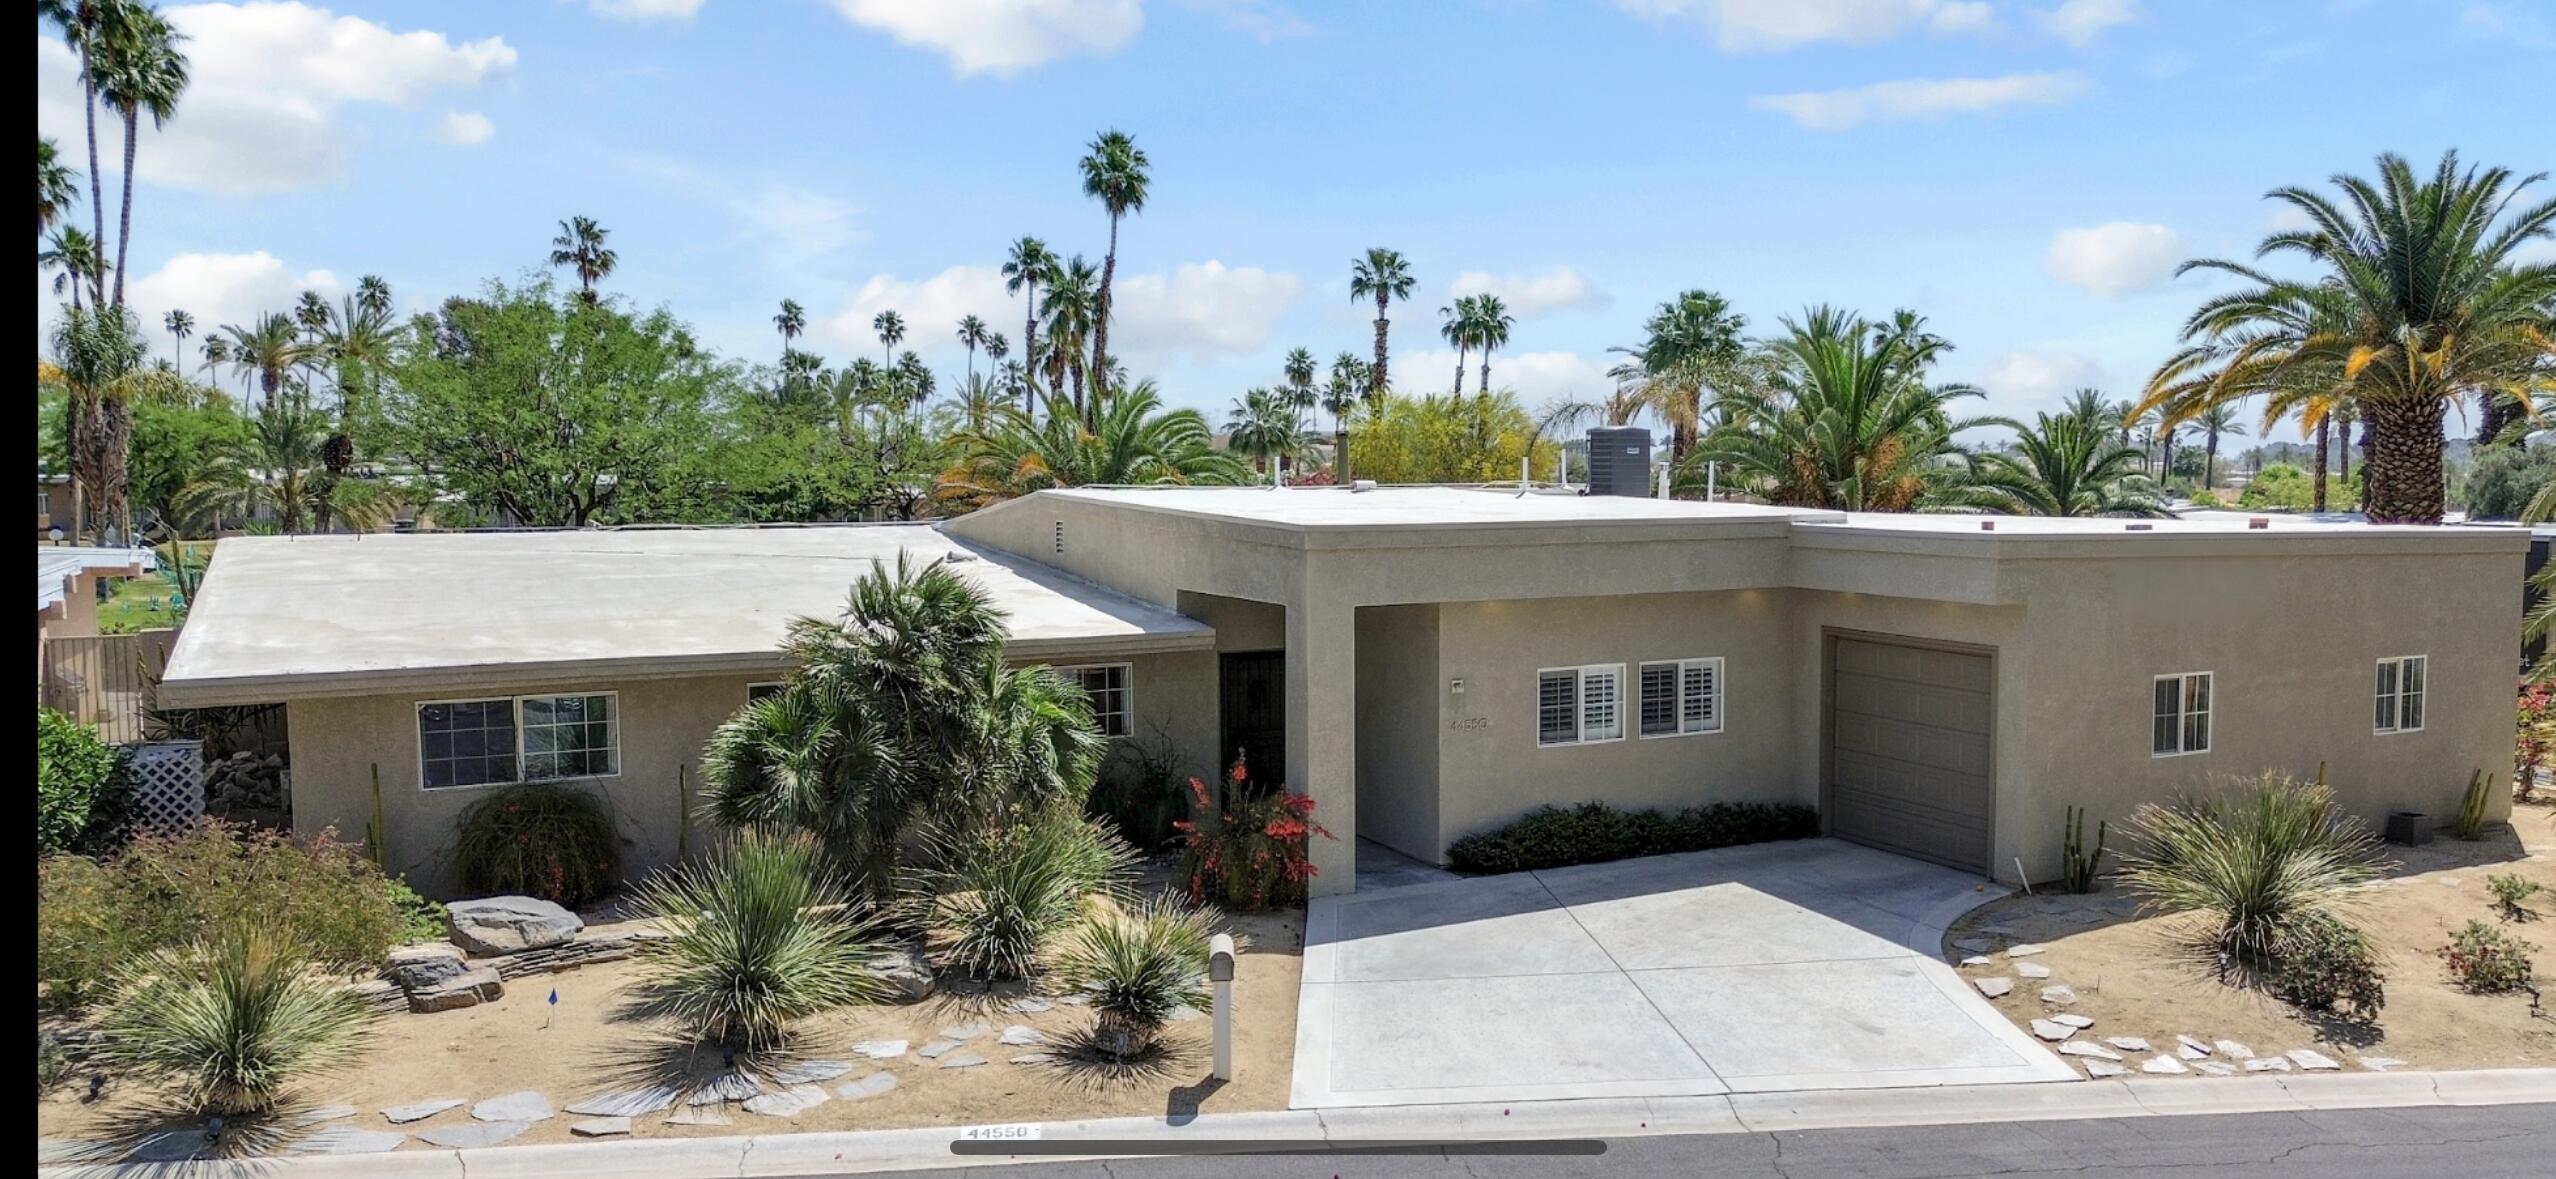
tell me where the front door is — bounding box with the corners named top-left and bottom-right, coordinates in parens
top-left (1218, 650), bottom-right (1286, 787)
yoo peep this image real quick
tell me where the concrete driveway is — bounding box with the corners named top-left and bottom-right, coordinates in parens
top-left (1290, 838), bottom-right (2075, 1108)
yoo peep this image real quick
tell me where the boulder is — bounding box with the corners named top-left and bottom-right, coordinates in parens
top-left (385, 945), bottom-right (469, 991)
top-left (863, 947), bottom-right (935, 1004)
top-left (447, 897), bottom-right (584, 955)
top-left (408, 967), bottom-right (504, 1014)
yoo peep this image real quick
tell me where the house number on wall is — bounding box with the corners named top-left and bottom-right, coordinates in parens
top-left (1449, 716), bottom-right (1493, 730)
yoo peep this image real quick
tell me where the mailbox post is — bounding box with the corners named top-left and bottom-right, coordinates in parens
top-left (1208, 933), bottom-right (1236, 1081)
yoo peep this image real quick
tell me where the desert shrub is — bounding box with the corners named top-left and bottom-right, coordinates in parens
top-left (2488, 873), bottom-right (2544, 921)
top-left (1174, 760), bottom-right (1333, 911)
top-left (1445, 800), bottom-right (1823, 875)
top-left (2442, 920), bottom-right (2539, 994)
top-left (99, 926), bottom-right (374, 1116)
top-left (38, 1030), bottom-right (72, 1097)
top-left (628, 830), bottom-right (886, 1052)
top-left (2519, 679), bottom-right (2553, 804)
top-left (1085, 737), bottom-right (1188, 851)
top-left (38, 823), bottom-right (406, 1007)
top-left (37, 707), bottom-right (125, 856)
top-left (2236, 462), bottom-right (2313, 510)
top-left (2117, 773), bottom-right (2382, 979)
top-left (904, 812), bottom-right (1135, 981)
top-left (1055, 895), bottom-right (1215, 1060)
top-left (2265, 912), bottom-right (2385, 1018)
top-left (452, 783), bottom-right (622, 908)
top-left (386, 878), bottom-right (449, 944)
top-left (2463, 442), bottom-right (2556, 521)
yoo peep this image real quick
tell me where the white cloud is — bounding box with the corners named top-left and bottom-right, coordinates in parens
top-left (434, 111), bottom-right (494, 146)
top-left (2044, 222), bottom-right (2186, 296)
top-left (585, 0), bottom-right (709, 21)
top-left (821, 266), bottom-right (1014, 358)
top-left (2037, 0), bottom-right (2142, 47)
top-left (830, 0), bottom-right (1144, 76)
top-left (620, 154), bottom-right (868, 274)
top-left (1448, 266), bottom-right (1611, 318)
top-left (1176, 0), bottom-right (1311, 41)
top-left (125, 252), bottom-right (345, 351)
top-left (818, 260), bottom-right (1302, 366)
top-left (1973, 349), bottom-right (2106, 415)
top-left (1617, 0), bottom-right (1995, 53)
top-left (1393, 348), bottom-right (1611, 403)
top-left (37, 4), bottom-right (515, 193)
top-left (1749, 72), bottom-right (2090, 131)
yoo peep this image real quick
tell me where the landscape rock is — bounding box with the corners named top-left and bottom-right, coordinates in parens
top-left (2196, 1062), bottom-right (2236, 1077)
top-left (2085, 1061), bottom-right (2128, 1078)
top-left (384, 944), bottom-right (469, 991)
top-left (916, 1039), bottom-right (961, 1059)
top-left (687, 1073), bottom-right (764, 1105)
top-left (851, 1039), bottom-right (909, 1060)
top-left (408, 967), bottom-right (504, 1014)
top-left (999, 1025), bottom-right (1044, 1046)
top-left (349, 977), bottom-right (409, 1014)
top-left (2175, 1034), bottom-right (2212, 1057)
top-left (1975, 977), bottom-right (2013, 998)
top-left (2213, 1039), bottom-right (2255, 1060)
top-left (773, 1060), bottom-right (853, 1084)
top-left (1006, 998), bottom-right (1053, 1014)
top-left (2057, 1041), bottom-right (2122, 1061)
top-left (471, 1091), bottom-right (553, 1123)
top-left (565, 1086), bottom-right (680, 1117)
top-left (286, 1128), bottom-right (405, 1156)
top-left (1166, 1004), bottom-right (1204, 1022)
top-left (743, 1085), bottom-right (833, 1117)
top-left (938, 1053), bottom-right (989, 1069)
top-left (127, 1129), bottom-right (211, 1163)
top-left (2286, 1049), bottom-right (2342, 1071)
top-left (2243, 1057), bottom-right (2292, 1073)
top-left (2051, 1013), bottom-right (2094, 1029)
top-left (863, 947), bottom-right (935, 1004)
top-left (2040, 986), bottom-right (2078, 1006)
top-left (2005, 944), bottom-right (2046, 957)
top-left (381, 1098), bottom-right (466, 1124)
top-left (446, 896), bottom-right (584, 955)
top-left (939, 1022), bottom-right (992, 1041)
top-left (2359, 1056), bottom-right (2407, 1072)
top-left (2029, 1019), bottom-right (2074, 1042)
top-left (2104, 1037), bottom-right (2149, 1052)
top-left (663, 1108), bottom-right (732, 1127)
top-left (1958, 955), bottom-right (1993, 967)
top-left (2015, 962), bottom-right (2053, 980)
top-left (570, 1117), bottom-right (631, 1138)
top-left (836, 1072), bottom-right (899, 1100)
top-left (418, 1121), bottom-right (529, 1149)
top-left (2140, 1054), bottom-right (2188, 1075)
top-left (1010, 1052), bottom-right (1054, 1064)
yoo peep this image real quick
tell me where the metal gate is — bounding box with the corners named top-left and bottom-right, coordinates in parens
top-left (40, 629), bottom-right (175, 745)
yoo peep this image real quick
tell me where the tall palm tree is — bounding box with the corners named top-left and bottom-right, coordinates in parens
top-left (2149, 151), bottom-right (2555, 523)
top-left (1079, 129), bottom-right (1149, 400)
top-left (1349, 248), bottom-right (1414, 402)
top-left (38, 137), bottom-right (79, 236)
top-left (1281, 346), bottom-right (1318, 444)
top-left (1322, 352), bottom-right (1367, 479)
top-left (1040, 257), bottom-right (1100, 420)
top-left (2192, 399), bottom-right (2248, 491)
top-left (1689, 306), bottom-right (1983, 510)
top-left (50, 302), bottom-right (146, 541)
top-left (1472, 294), bottom-right (1513, 396)
top-left (950, 382), bottom-right (1248, 501)
top-left (1225, 387), bottom-right (1302, 476)
top-left (177, 389), bottom-right (381, 535)
top-left (872, 309), bottom-right (905, 370)
top-left (92, 1), bottom-right (187, 308)
top-left (221, 313), bottom-right (306, 406)
top-left (40, 226), bottom-right (102, 311)
top-left (356, 274), bottom-right (392, 317)
top-left (39, 0), bottom-right (113, 309)
top-left (547, 215), bottom-right (617, 303)
top-left (293, 289), bottom-right (330, 337)
top-left (1001, 235), bottom-right (1056, 402)
top-left (1959, 413), bottom-right (2167, 517)
top-left (956, 314), bottom-right (989, 387)
top-left (196, 332), bottom-right (227, 383)
top-left (1624, 289), bottom-right (1747, 460)
top-left (773, 298), bottom-right (805, 362)
top-left (1438, 295), bottom-right (1476, 397)
top-left (162, 307), bottom-right (191, 361)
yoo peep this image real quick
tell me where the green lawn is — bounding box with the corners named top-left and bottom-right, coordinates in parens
top-left (94, 540), bottom-right (215, 635)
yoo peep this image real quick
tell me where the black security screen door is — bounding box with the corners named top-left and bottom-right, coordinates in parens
top-left (1218, 650), bottom-right (1286, 789)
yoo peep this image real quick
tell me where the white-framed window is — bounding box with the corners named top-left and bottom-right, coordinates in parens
top-left (418, 691), bottom-right (621, 790)
top-left (2374, 655), bottom-right (2426, 734)
top-left (1537, 664), bottom-right (1624, 747)
top-left (746, 681), bottom-right (785, 703)
top-left (2151, 671), bottom-right (2212, 757)
top-left (1639, 657), bottom-right (1724, 738)
top-left (1057, 663), bottom-right (1132, 737)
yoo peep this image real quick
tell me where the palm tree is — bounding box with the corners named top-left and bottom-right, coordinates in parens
top-left (40, 225), bottom-right (102, 311)
top-left (38, 137), bottom-right (79, 236)
top-left (39, 0), bottom-right (113, 308)
top-left (1079, 129), bottom-right (1149, 399)
top-left (951, 382), bottom-right (1248, 500)
top-left (178, 389), bottom-right (381, 534)
top-left (1225, 387), bottom-right (1302, 477)
top-left (956, 314), bottom-right (990, 387)
top-left (547, 215), bottom-right (617, 303)
top-left (293, 289), bottom-right (330, 337)
top-left (773, 298), bottom-right (805, 359)
top-left (1622, 289), bottom-right (1747, 460)
top-left (1438, 295), bottom-right (1475, 397)
top-left (92, 1), bottom-right (187, 307)
top-left (222, 313), bottom-right (306, 406)
top-left (1349, 248), bottom-right (1414, 402)
top-left (50, 303), bottom-right (146, 541)
top-left (162, 307), bottom-right (191, 362)
top-left (1002, 235), bottom-right (1056, 402)
top-left (871, 309), bottom-right (905, 370)
top-left (2192, 399), bottom-right (2248, 491)
top-left (1322, 352), bottom-right (1367, 479)
top-left (1959, 413), bottom-right (2167, 517)
top-left (1041, 257), bottom-right (1100, 420)
top-left (2149, 151), bottom-right (2554, 523)
top-left (1281, 346), bottom-right (1318, 451)
top-left (1689, 306), bottom-right (1983, 510)
top-left (356, 273), bottom-right (392, 317)
top-left (196, 333), bottom-right (227, 383)
top-left (1472, 294), bottom-right (1514, 396)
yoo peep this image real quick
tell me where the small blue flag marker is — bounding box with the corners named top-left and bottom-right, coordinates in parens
top-left (543, 987), bottom-right (558, 1029)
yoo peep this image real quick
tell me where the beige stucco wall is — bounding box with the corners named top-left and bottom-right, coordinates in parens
top-left (1353, 604), bottom-right (1440, 859)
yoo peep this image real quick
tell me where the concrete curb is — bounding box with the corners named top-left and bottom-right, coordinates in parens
top-left (40, 1068), bottom-right (2556, 1178)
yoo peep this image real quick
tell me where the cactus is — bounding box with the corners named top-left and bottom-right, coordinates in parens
top-left (364, 762), bottom-right (386, 867)
top-left (2456, 768), bottom-right (2490, 841)
top-left (2062, 805), bottom-right (2108, 894)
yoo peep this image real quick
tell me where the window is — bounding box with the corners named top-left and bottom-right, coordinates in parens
top-left (418, 692), bottom-right (620, 789)
top-left (419, 699), bottom-right (518, 789)
top-left (1639, 658), bottom-right (1724, 738)
top-left (746, 681), bottom-right (785, 703)
top-left (1058, 663), bottom-right (1132, 737)
top-left (2152, 671), bottom-right (2212, 757)
top-left (2374, 655), bottom-right (2426, 734)
top-left (1537, 664), bottom-right (1624, 747)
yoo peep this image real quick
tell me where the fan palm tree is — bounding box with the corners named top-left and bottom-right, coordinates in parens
top-left (92, 1), bottom-right (187, 307)
top-left (2147, 151), bottom-right (2555, 522)
top-left (951, 382), bottom-right (1248, 500)
top-left (1225, 387), bottom-right (1302, 476)
top-left (1471, 294), bottom-right (1515, 397)
top-left (178, 389), bottom-right (382, 534)
top-left (547, 215), bottom-right (617, 303)
top-left (1349, 248), bottom-right (1415, 402)
top-left (2192, 399), bottom-right (2249, 491)
top-left (162, 307), bottom-right (191, 362)
top-left (773, 298), bottom-right (805, 360)
top-left (50, 302), bottom-right (146, 541)
top-left (1438, 295), bottom-right (1476, 397)
top-left (355, 273), bottom-right (391, 317)
top-left (1041, 257), bottom-right (1100, 420)
top-left (956, 314), bottom-right (990, 387)
top-left (1322, 352), bottom-right (1367, 479)
top-left (38, 136), bottom-right (79, 236)
top-left (1622, 289), bottom-right (1748, 460)
top-left (40, 226), bottom-right (103, 311)
top-left (196, 332), bottom-right (227, 383)
top-left (1079, 129), bottom-right (1149, 399)
top-left (222, 313), bottom-right (307, 406)
top-left (39, 0), bottom-right (113, 308)
top-left (1688, 306), bottom-right (1983, 510)
top-left (868, 308), bottom-right (903, 370)
top-left (1002, 235), bottom-right (1056, 401)
top-left (1959, 413), bottom-right (2167, 517)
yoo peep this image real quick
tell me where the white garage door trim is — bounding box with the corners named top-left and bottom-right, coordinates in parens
top-left (1824, 632), bottom-right (1996, 876)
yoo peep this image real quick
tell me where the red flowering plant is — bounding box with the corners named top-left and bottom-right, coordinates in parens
top-left (1172, 757), bottom-right (1333, 911)
top-left (2519, 677), bottom-right (2553, 805)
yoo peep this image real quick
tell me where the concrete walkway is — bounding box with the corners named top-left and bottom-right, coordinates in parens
top-left (1292, 837), bottom-right (2076, 1107)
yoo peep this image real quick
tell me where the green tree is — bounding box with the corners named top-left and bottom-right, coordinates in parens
top-left (772, 298), bottom-right (804, 362)
top-left (1471, 294), bottom-right (1514, 397)
top-left (1080, 129), bottom-right (1149, 400)
top-left (40, 225), bottom-right (102, 311)
top-left (1959, 413), bottom-right (2167, 517)
top-left (39, 0), bottom-right (114, 308)
top-left (39, 136), bottom-right (79, 237)
top-left (377, 278), bottom-right (727, 526)
top-left (1349, 247), bottom-right (1415, 402)
top-left (951, 382), bottom-right (1245, 500)
top-left (1322, 351), bottom-right (1368, 477)
top-left (956, 313), bottom-right (990, 387)
top-left (179, 389), bottom-right (383, 534)
top-left (1618, 289), bottom-right (1748, 460)
top-left (51, 303), bottom-right (147, 541)
top-left (546, 215), bottom-right (617, 304)
top-left (2193, 399), bottom-right (2249, 491)
top-left (161, 307), bottom-right (191, 362)
top-left (91, 0), bottom-right (186, 307)
top-left (1040, 256), bottom-right (1099, 418)
top-left (1347, 391), bottom-right (1561, 484)
top-left (1689, 306), bottom-right (1981, 510)
top-left (1438, 294), bottom-right (1477, 397)
top-left (1224, 387), bottom-right (1301, 476)
top-left (220, 312), bottom-right (307, 405)
top-left (127, 390), bottom-right (250, 533)
top-left (1002, 235), bottom-right (1057, 405)
top-left (871, 308), bottom-right (905, 370)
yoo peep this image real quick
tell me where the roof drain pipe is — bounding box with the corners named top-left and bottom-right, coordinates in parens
top-left (1517, 455), bottom-right (1531, 498)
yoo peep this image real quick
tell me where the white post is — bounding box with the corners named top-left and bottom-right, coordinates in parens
top-left (1706, 460), bottom-right (1717, 502)
top-left (1657, 461), bottom-right (1670, 499)
top-left (1208, 933), bottom-right (1236, 1081)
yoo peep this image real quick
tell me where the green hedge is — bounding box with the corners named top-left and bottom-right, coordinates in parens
top-left (1446, 801), bottom-right (1822, 875)
top-left (37, 707), bottom-right (126, 856)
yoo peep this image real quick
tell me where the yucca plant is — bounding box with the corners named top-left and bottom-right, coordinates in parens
top-left (627, 830), bottom-right (886, 1053)
top-left (903, 811), bottom-right (1135, 981)
top-left (99, 926), bottom-right (373, 1116)
top-left (2118, 773), bottom-right (2383, 980)
top-left (1055, 895), bottom-right (1215, 1060)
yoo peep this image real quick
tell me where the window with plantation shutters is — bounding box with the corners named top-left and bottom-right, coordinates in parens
top-left (1640, 657), bottom-right (1724, 738)
top-left (1537, 664), bottom-right (1624, 747)
top-left (2374, 655), bottom-right (2425, 734)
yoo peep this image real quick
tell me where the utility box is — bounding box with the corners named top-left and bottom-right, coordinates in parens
top-left (1584, 427), bottom-right (1654, 497)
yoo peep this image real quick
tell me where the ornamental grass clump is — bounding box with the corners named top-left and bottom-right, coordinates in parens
top-left (1173, 759), bottom-right (1332, 911)
top-left (100, 926), bottom-right (374, 1116)
top-left (904, 812), bottom-right (1135, 981)
top-left (2118, 773), bottom-right (2384, 983)
top-left (628, 830), bottom-right (886, 1053)
top-left (1055, 895), bottom-right (1216, 1060)
top-left (452, 783), bottom-right (622, 908)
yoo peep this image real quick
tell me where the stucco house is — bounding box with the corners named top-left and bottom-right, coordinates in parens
top-left (159, 486), bottom-right (2521, 898)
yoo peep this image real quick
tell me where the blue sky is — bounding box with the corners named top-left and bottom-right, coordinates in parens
top-left (35, 0), bottom-right (2556, 441)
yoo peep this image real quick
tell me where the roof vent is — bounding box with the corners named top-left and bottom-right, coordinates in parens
top-left (1351, 479), bottom-right (1378, 493)
top-left (2248, 517), bottom-right (2269, 529)
top-left (1979, 520), bottom-right (1996, 531)
top-left (1052, 520), bottom-right (1065, 554)
top-left (2125, 523), bottom-right (2154, 531)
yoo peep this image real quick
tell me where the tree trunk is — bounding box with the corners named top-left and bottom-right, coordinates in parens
top-left (2361, 398), bottom-right (2445, 524)
top-left (2311, 417), bottom-right (2330, 512)
top-left (1371, 300), bottom-right (1391, 402)
top-left (2204, 430), bottom-right (2219, 491)
top-left (113, 107), bottom-right (137, 307)
top-left (82, 50), bottom-right (108, 309)
top-left (1478, 350), bottom-right (1491, 398)
top-left (1022, 283), bottom-right (1041, 402)
top-left (1450, 348), bottom-right (1465, 398)
top-left (1093, 215), bottom-right (1119, 420)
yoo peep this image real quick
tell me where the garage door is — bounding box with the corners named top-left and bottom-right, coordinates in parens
top-left (1829, 638), bottom-right (1993, 875)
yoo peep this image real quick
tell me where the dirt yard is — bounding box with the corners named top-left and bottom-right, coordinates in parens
top-left (37, 905), bottom-right (1303, 1153)
top-left (1948, 799), bottom-right (2556, 1074)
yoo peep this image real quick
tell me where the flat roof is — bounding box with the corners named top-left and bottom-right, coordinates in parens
top-left (38, 545), bottom-right (154, 612)
top-left (160, 526), bottom-right (1212, 707)
top-left (1043, 485), bottom-right (1821, 529)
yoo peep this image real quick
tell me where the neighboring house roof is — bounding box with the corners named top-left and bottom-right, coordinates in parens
top-left (158, 525), bottom-right (1213, 708)
top-left (37, 545), bottom-right (155, 614)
